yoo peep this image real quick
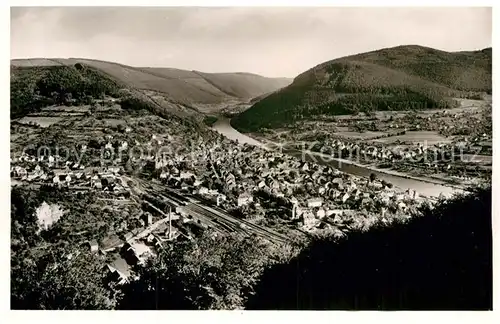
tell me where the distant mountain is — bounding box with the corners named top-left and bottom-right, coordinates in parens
top-left (193, 71), bottom-right (292, 99)
top-left (231, 45), bottom-right (492, 132)
top-left (10, 58), bottom-right (292, 110)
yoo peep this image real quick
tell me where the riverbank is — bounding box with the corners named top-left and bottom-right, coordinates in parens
top-left (212, 117), bottom-right (462, 197)
top-left (246, 132), bottom-right (465, 191)
top-left (303, 150), bottom-right (467, 191)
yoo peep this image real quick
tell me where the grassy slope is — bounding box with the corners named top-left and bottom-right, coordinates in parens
top-left (195, 71), bottom-right (292, 99)
top-left (232, 45), bottom-right (492, 132)
top-left (11, 58), bottom-right (292, 107)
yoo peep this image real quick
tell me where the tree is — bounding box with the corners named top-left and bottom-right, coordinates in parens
top-left (11, 246), bottom-right (117, 310)
top-left (74, 63), bottom-right (85, 71)
top-left (369, 173), bottom-right (377, 183)
top-left (51, 91), bottom-right (60, 103)
top-left (10, 187), bottom-right (118, 310)
top-left (63, 92), bottom-right (73, 106)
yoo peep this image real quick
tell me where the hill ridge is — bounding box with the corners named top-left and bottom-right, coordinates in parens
top-left (11, 58), bottom-right (292, 106)
top-left (232, 45), bottom-right (492, 132)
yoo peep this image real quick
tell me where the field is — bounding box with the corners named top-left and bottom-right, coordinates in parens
top-left (334, 127), bottom-right (387, 140)
top-left (461, 154), bottom-right (492, 164)
top-left (41, 105), bottom-right (91, 113)
top-left (17, 116), bottom-right (64, 128)
top-left (372, 131), bottom-right (450, 145)
top-left (103, 118), bottom-right (127, 127)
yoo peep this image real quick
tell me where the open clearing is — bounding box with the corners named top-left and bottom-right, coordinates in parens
top-left (17, 116), bottom-right (64, 128)
top-left (334, 127), bottom-right (387, 140)
top-left (372, 131), bottom-right (451, 145)
top-left (461, 154), bottom-right (493, 164)
top-left (41, 105), bottom-right (91, 113)
top-left (103, 118), bottom-right (127, 126)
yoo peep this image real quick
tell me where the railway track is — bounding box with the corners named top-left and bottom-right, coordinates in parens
top-left (129, 176), bottom-right (291, 244)
top-left (184, 204), bottom-right (243, 235)
top-left (189, 203), bottom-right (290, 244)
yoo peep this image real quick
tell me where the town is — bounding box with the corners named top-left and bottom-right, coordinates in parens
top-left (251, 97), bottom-right (492, 188)
top-left (10, 95), bottom-right (433, 286)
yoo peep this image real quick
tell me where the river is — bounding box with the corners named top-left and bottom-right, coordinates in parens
top-left (212, 117), bottom-right (460, 198)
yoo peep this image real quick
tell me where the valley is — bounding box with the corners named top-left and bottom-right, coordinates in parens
top-left (10, 42), bottom-right (492, 310)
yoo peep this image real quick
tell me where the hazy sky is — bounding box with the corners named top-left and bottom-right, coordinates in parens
top-left (11, 7), bottom-right (491, 77)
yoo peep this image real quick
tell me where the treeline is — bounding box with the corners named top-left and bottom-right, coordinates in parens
top-left (232, 47), bottom-right (491, 132)
top-left (10, 64), bottom-right (123, 118)
top-left (315, 90), bottom-right (458, 116)
top-left (11, 185), bottom-right (491, 310)
top-left (232, 83), bottom-right (459, 132)
top-left (231, 85), bottom-right (308, 131)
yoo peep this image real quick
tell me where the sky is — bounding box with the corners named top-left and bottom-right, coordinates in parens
top-left (10, 7), bottom-right (492, 78)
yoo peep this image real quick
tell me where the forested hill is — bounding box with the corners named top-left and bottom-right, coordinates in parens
top-left (231, 45), bottom-right (492, 132)
top-left (11, 58), bottom-right (292, 112)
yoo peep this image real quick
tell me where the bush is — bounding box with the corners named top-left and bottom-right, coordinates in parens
top-left (203, 115), bottom-right (218, 127)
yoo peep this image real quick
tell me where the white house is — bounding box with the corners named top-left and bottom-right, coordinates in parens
top-left (216, 194), bottom-right (227, 206)
top-left (307, 197), bottom-right (323, 208)
top-left (180, 171), bottom-right (195, 179)
top-left (89, 240), bottom-right (99, 253)
top-left (94, 180), bottom-right (103, 189)
top-left (316, 208), bottom-right (326, 219)
top-left (302, 211), bottom-right (317, 228)
top-left (237, 193), bottom-right (254, 207)
top-left (208, 189), bottom-right (219, 196)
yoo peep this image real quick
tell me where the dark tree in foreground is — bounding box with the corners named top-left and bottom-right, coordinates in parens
top-left (118, 233), bottom-right (294, 310)
top-left (246, 186), bottom-right (492, 310)
top-left (10, 187), bottom-right (118, 310)
top-left (11, 248), bottom-right (116, 310)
